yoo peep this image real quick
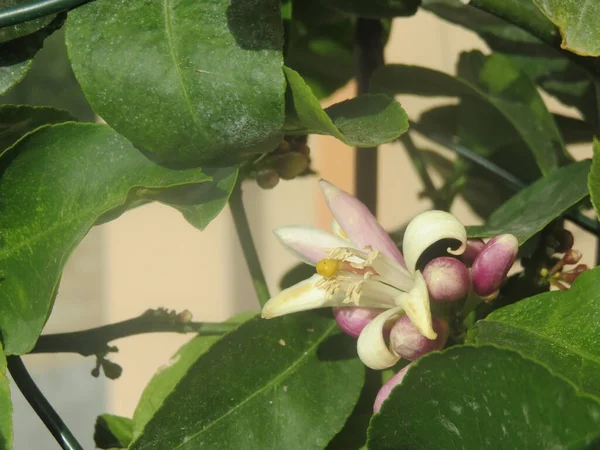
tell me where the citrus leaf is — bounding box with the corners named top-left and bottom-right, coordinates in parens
top-left (130, 313), bottom-right (364, 450)
top-left (66, 0), bottom-right (285, 166)
top-left (470, 267), bottom-right (600, 398)
top-left (0, 123), bottom-right (214, 354)
top-left (0, 344), bottom-right (12, 450)
top-left (323, 0), bottom-right (420, 17)
top-left (94, 414), bottom-right (132, 449)
top-left (587, 138), bottom-right (600, 220)
top-left (368, 346), bottom-right (600, 449)
top-left (467, 160), bottom-right (590, 244)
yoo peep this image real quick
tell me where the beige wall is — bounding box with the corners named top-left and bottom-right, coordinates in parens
top-left (37, 9), bottom-right (596, 421)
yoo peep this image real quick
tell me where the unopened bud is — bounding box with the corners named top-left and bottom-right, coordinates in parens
top-left (563, 249), bottom-right (582, 265)
top-left (177, 309), bottom-right (193, 324)
top-left (256, 169), bottom-right (280, 189)
top-left (553, 229), bottom-right (574, 253)
top-left (276, 152), bottom-right (309, 180)
top-left (272, 140), bottom-right (290, 154)
top-left (459, 239), bottom-right (485, 267)
top-left (101, 359), bottom-right (123, 380)
top-left (423, 257), bottom-right (470, 303)
top-left (471, 234), bottom-right (518, 297)
top-left (293, 143), bottom-right (311, 158)
top-left (389, 316), bottom-right (448, 361)
top-left (333, 307), bottom-right (382, 338)
top-left (373, 364), bottom-right (410, 413)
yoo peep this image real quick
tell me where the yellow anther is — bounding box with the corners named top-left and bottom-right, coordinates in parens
top-left (316, 259), bottom-right (341, 278)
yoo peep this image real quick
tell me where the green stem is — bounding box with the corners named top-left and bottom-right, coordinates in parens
top-left (399, 133), bottom-right (446, 209)
top-left (229, 182), bottom-right (271, 306)
top-left (0, 0), bottom-right (90, 28)
top-left (30, 308), bottom-right (235, 356)
top-left (7, 356), bottom-right (84, 450)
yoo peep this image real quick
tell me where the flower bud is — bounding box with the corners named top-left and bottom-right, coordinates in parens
top-left (272, 140), bottom-right (290, 154)
top-left (333, 307), bottom-right (382, 338)
top-left (292, 143), bottom-right (311, 158)
top-left (563, 249), bottom-right (582, 265)
top-left (373, 364), bottom-right (410, 413)
top-left (276, 152), bottom-right (309, 180)
top-left (256, 169), bottom-right (280, 189)
top-left (472, 234), bottom-right (518, 297)
top-left (459, 239), bottom-right (485, 267)
top-left (553, 229), bottom-right (574, 253)
top-left (389, 315), bottom-right (448, 361)
top-left (423, 257), bottom-right (470, 303)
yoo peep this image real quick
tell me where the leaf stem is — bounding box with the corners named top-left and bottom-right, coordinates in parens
top-left (354, 18), bottom-right (385, 214)
top-left (410, 121), bottom-right (600, 235)
top-left (0, 0), bottom-right (90, 28)
top-left (7, 355), bottom-right (84, 450)
top-left (30, 308), bottom-right (235, 356)
top-left (229, 182), bottom-right (271, 306)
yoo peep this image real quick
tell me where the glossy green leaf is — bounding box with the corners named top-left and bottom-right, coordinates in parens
top-left (587, 139), bottom-right (600, 220)
top-left (130, 313), bottom-right (364, 449)
top-left (368, 346), bottom-right (600, 449)
top-left (467, 160), bottom-right (590, 244)
top-left (0, 123), bottom-right (217, 354)
top-left (372, 52), bottom-right (568, 174)
top-left (323, 0), bottom-right (420, 17)
top-left (471, 268), bottom-right (600, 398)
top-left (533, 0), bottom-right (600, 56)
top-left (94, 414), bottom-right (132, 449)
top-left (132, 312), bottom-right (257, 440)
top-left (0, 14), bottom-right (64, 96)
top-left (0, 105), bottom-right (74, 155)
top-left (285, 67), bottom-right (408, 145)
top-left (66, 0), bottom-right (285, 166)
top-left (0, 344), bottom-right (12, 450)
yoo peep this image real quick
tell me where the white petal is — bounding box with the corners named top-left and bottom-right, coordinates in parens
top-left (396, 271), bottom-right (437, 340)
top-left (402, 210), bottom-right (467, 274)
top-left (261, 274), bottom-right (344, 319)
top-left (357, 306), bottom-right (404, 370)
top-left (274, 226), bottom-right (351, 265)
top-left (331, 220), bottom-right (349, 240)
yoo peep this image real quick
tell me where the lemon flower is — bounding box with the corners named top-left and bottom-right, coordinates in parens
top-left (261, 180), bottom-right (467, 369)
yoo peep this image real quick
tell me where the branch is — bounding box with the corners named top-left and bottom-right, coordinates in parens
top-left (7, 356), bottom-right (84, 450)
top-left (0, 0), bottom-right (91, 28)
top-left (30, 308), bottom-right (236, 356)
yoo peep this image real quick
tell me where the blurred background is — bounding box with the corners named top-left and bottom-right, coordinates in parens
top-left (2, 10), bottom-right (595, 449)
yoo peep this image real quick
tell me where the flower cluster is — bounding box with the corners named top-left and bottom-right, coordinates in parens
top-left (261, 181), bottom-right (518, 374)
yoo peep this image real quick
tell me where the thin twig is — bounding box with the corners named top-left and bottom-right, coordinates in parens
top-left (410, 121), bottom-right (600, 235)
top-left (354, 18), bottom-right (385, 214)
top-left (30, 308), bottom-right (235, 356)
top-left (7, 356), bottom-right (84, 450)
top-left (229, 182), bottom-right (271, 306)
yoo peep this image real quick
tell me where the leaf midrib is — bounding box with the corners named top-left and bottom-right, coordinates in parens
top-left (151, 322), bottom-right (339, 450)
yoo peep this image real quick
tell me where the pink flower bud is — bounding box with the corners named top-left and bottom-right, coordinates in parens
top-left (389, 315), bottom-right (448, 361)
top-left (459, 238), bottom-right (485, 267)
top-left (373, 364), bottom-right (410, 413)
top-left (333, 307), bottom-right (382, 338)
top-left (423, 257), bottom-right (470, 303)
top-left (471, 234), bottom-right (518, 297)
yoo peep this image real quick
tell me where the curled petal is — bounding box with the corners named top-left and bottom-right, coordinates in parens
top-left (357, 306), bottom-right (404, 370)
top-left (396, 271), bottom-right (436, 340)
top-left (261, 275), bottom-right (343, 318)
top-left (402, 210), bottom-right (467, 274)
top-left (373, 364), bottom-right (410, 413)
top-left (319, 180), bottom-right (405, 265)
top-left (331, 220), bottom-right (349, 240)
top-left (274, 226), bottom-right (351, 265)
top-left (459, 238), bottom-right (485, 267)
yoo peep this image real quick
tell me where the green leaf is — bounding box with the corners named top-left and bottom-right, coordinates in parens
top-left (323, 0), bottom-right (420, 17)
top-left (587, 139), bottom-right (600, 220)
top-left (467, 160), bottom-right (591, 244)
top-left (0, 344), bottom-right (12, 450)
top-left (368, 346), bottom-right (600, 449)
top-left (0, 1), bottom-right (55, 42)
top-left (285, 67), bottom-right (408, 145)
top-left (0, 123), bottom-right (216, 354)
top-left (66, 0), bottom-right (285, 166)
top-left (94, 414), bottom-right (132, 449)
top-left (0, 14), bottom-right (64, 96)
top-left (132, 312), bottom-right (257, 440)
top-left (470, 267), bottom-right (600, 398)
top-left (533, 0), bottom-right (600, 56)
top-left (372, 53), bottom-right (569, 174)
top-left (0, 105), bottom-right (74, 155)
top-left (130, 313), bottom-right (364, 449)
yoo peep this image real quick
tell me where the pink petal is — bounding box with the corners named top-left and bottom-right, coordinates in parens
top-left (274, 226), bottom-right (351, 265)
top-left (319, 180), bottom-right (404, 265)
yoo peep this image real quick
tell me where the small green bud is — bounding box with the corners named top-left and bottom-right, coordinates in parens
top-left (276, 152), bottom-right (309, 180)
top-left (256, 169), bottom-right (280, 189)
